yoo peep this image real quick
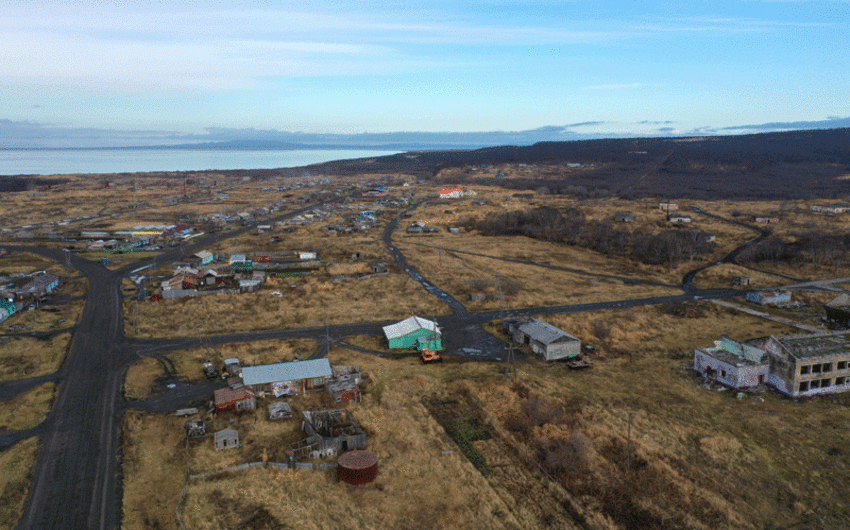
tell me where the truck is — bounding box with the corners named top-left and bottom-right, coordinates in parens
top-left (420, 349), bottom-right (442, 363)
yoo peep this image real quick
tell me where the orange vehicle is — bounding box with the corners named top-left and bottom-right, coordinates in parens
top-left (420, 349), bottom-right (442, 363)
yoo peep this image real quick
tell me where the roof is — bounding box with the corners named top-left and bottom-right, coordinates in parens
top-left (194, 250), bottom-right (213, 260)
top-left (382, 316), bottom-right (440, 340)
top-left (768, 331), bottom-right (850, 360)
top-left (214, 387), bottom-right (255, 405)
top-left (827, 293), bottom-right (850, 308)
top-left (242, 358), bottom-right (332, 386)
top-left (699, 336), bottom-right (767, 366)
top-left (517, 320), bottom-right (580, 345)
top-left (214, 428), bottom-right (239, 441)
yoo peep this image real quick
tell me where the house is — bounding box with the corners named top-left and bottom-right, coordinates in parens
top-left (327, 366), bottom-right (363, 404)
top-left (810, 204), bottom-right (850, 215)
top-left (823, 293), bottom-right (850, 329)
top-left (185, 250), bottom-right (214, 265)
top-left (12, 273), bottom-right (60, 300)
top-left (693, 336), bottom-right (769, 389)
top-left (503, 318), bottom-right (582, 361)
top-left (298, 251), bottom-right (317, 260)
top-left (753, 216), bottom-right (779, 224)
top-left (440, 189), bottom-right (463, 199)
top-left (383, 316), bottom-right (442, 351)
top-left (659, 202), bottom-right (678, 212)
top-left (213, 387), bottom-right (256, 412)
top-left (290, 409), bottom-right (366, 459)
top-left (241, 358), bottom-right (333, 396)
top-left (762, 332), bottom-right (850, 397)
top-left (0, 299), bottom-right (18, 323)
top-left (214, 428), bottom-right (241, 450)
top-left (268, 401), bottom-right (293, 420)
top-left (229, 254), bottom-right (249, 265)
top-left (668, 214), bottom-right (692, 223)
top-left (746, 290), bottom-right (791, 305)
top-left (613, 213), bottom-right (636, 223)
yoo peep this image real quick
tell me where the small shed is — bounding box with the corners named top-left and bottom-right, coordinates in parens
top-left (732, 276), bottom-right (751, 286)
top-left (505, 318), bottom-right (581, 361)
top-left (214, 428), bottom-right (240, 450)
top-left (224, 358), bottom-right (241, 376)
top-left (746, 290), bottom-right (791, 306)
top-left (327, 378), bottom-right (362, 404)
top-left (185, 419), bottom-right (207, 438)
top-left (268, 401), bottom-right (293, 420)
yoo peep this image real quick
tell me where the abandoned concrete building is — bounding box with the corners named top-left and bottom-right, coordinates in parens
top-left (823, 293), bottom-right (850, 329)
top-left (763, 332), bottom-right (850, 397)
top-left (693, 336), bottom-right (769, 390)
top-left (290, 409), bottom-right (367, 459)
top-left (696, 331), bottom-right (850, 397)
top-left (503, 318), bottom-right (581, 361)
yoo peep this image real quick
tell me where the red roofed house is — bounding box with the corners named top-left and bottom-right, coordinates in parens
top-left (214, 387), bottom-right (257, 413)
top-left (440, 189), bottom-right (463, 199)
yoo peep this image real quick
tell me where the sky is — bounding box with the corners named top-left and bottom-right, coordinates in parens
top-left (0, 0), bottom-right (848, 148)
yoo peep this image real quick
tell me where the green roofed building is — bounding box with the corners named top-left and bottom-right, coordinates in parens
top-left (383, 316), bottom-right (442, 351)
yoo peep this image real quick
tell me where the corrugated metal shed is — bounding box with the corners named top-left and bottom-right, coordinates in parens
top-left (518, 320), bottom-right (580, 345)
top-left (242, 358), bottom-right (332, 387)
top-left (382, 316), bottom-right (439, 340)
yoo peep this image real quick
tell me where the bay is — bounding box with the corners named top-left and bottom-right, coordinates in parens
top-left (0, 148), bottom-right (402, 176)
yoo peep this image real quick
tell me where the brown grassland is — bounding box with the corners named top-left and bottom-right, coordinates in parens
top-left (0, 333), bottom-right (72, 382)
top-left (7, 300), bottom-right (85, 332)
top-left (0, 383), bottom-right (55, 434)
top-left (0, 437), bottom-right (40, 530)
top-left (122, 304), bottom-right (850, 529)
top-left (124, 271), bottom-right (449, 338)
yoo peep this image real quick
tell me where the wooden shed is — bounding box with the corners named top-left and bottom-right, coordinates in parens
top-left (505, 318), bottom-right (581, 361)
top-left (383, 316), bottom-right (442, 351)
top-left (214, 428), bottom-right (240, 450)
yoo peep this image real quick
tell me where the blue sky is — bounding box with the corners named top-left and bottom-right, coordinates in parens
top-left (1, 0), bottom-right (848, 147)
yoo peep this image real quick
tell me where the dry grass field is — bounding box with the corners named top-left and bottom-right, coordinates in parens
top-left (0, 383), bottom-right (55, 434)
top-left (7, 300), bottom-right (84, 333)
top-left (121, 311), bottom-right (850, 529)
top-left (0, 437), bottom-right (40, 530)
top-left (125, 271), bottom-right (449, 338)
top-left (0, 333), bottom-right (72, 381)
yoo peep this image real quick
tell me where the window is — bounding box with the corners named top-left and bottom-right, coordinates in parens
top-left (801, 365), bottom-right (810, 375)
top-left (838, 361), bottom-right (847, 370)
top-left (822, 379), bottom-right (832, 388)
top-left (799, 381), bottom-right (809, 391)
top-left (812, 364), bottom-right (822, 373)
top-left (836, 376), bottom-right (847, 385)
top-left (810, 380), bottom-right (821, 389)
top-left (720, 369), bottom-right (727, 378)
top-left (823, 363), bottom-right (832, 372)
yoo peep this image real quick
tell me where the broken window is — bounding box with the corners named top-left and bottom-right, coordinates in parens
top-left (799, 381), bottom-right (809, 392)
top-left (823, 363), bottom-right (832, 372)
top-left (838, 361), bottom-right (847, 370)
top-left (812, 364), bottom-right (822, 373)
top-left (801, 365), bottom-right (810, 375)
top-left (720, 369), bottom-right (727, 378)
top-left (810, 380), bottom-right (820, 389)
top-left (836, 376), bottom-right (846, 385)
top-left (822, 379), bottom-right (832, 387)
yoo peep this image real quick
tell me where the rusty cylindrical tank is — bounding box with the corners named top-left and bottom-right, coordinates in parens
top-left (338, 450), bottom-right (378, 485)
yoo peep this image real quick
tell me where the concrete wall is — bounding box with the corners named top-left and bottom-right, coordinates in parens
top-left (694, 350), bottom-right (768, 389)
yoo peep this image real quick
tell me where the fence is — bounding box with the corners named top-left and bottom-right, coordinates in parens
top-left (464, 390), bottom-right (594, 529)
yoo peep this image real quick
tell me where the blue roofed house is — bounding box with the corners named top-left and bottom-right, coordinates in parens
top-left (383, 316), bottom-right (442, 351)
top-left (242, 358), bottom-right (333, 397)
top-left (0, 299), bottom-right (17, 323)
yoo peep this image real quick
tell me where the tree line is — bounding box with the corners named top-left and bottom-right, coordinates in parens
top-left (462, 207), bottom-right (715, 267)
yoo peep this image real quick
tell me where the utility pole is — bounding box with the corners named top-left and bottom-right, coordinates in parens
top-left (496, 274), bottom-right (516, 379)
top-left (626, 412), bottom-right (635, 473)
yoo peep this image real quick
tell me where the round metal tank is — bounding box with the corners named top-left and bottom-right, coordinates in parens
top-left (338, 450), bottom-right (378, 485)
